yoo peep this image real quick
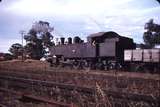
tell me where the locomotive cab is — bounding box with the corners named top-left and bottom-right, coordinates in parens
top-left (87, 31), bottom-right (135, 70)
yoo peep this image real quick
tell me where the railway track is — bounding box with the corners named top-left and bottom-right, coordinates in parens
top-left (0, 75), bottom-right (159, 107)
top-left (0, 70), bottom-right (159, 97)
top-left (0, 87), bottom-right (74, 107)
top-left (1, 67), bottom-right (159, 80)
top-left (0, 104), bottom-right (7, 107)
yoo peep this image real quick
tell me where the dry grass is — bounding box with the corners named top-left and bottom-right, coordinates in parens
top-left (0, 59), bottom-right (159, 107)
top-left (0, 59), bottom-right (159, 80)
top-left (0, 59), bottom-right (159, 97)
top-left (0, 59), bottom-right (49, 72)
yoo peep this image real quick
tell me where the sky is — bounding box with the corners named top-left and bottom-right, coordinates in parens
top-left (0, 0), bottom-right (160, 53)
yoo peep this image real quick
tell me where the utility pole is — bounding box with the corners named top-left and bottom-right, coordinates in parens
top-left (20, 30), bottom-right (26, 61)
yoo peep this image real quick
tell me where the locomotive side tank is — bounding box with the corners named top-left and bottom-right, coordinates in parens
top-left (50, 43), bottom-right (96, 58)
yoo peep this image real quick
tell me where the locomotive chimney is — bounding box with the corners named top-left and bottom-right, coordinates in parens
top-left (68, 37), bottom-right (72, 44)
top-left (74, 36), bottom-right (81, 44)
top-left (60, 37), bottom-right (65, 45)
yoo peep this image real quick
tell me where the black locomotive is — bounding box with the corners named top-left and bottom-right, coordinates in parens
top-left (49, 31), bottom-right (136, 70)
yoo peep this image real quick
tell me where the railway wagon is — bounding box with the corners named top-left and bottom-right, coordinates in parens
top-left (124, 49), bottom-right (160, 72)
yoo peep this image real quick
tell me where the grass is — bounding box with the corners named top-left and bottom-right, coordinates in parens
top-left (0, 59), bottom-right (159, 107)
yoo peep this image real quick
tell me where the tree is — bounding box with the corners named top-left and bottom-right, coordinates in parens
top-left (24, 29), bottom-right (44, 59)
top-left (40, 32), bottom-right (54, 48)
top-left (156, 0), bottom-right (160, 4)
top-left (32, 21), bottom-right (54, 48)
top-left (24, 40), bottom-right (44, 59)
top-left (24, 21), bottom-right (54, 59)
top-left (143, 19), bottom-right (160, 48)
top-left (9, 43), bottom-right (23, 58)
top-left (4, 53), bottom-right (13, 60)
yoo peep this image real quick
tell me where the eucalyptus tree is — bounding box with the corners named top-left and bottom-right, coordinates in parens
top-left (143, 19), bottom-right (160, 48)
top-left (9, 43), bottom-right (23, 58)
top-left (24, 21), bottom-right (54, 59)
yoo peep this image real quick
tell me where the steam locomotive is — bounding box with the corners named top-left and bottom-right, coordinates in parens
top-left (49, 31), bottom-right (160, 73)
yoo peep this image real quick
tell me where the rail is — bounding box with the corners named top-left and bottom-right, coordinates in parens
top-left (0, 87), bottom-right (74, 107)
top-left (0, 75), bottom-right (159, 105)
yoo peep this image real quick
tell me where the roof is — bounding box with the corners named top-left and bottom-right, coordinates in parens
top-left (87, 31), bottom-right (121, 38)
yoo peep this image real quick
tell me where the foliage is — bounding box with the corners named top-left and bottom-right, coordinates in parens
top-left (24, 21), bottom-right (54, 59)
top-left (24, 40), bottom-right (44, 60)
top-left (40, 32), bottom-right (54, 48)
top-left (9, 43), bottom-right (23, 58)
top-left (156, 0), bottom-right (160, 4)
top-left (4, 53), bottom-right (13, 60)
top-left (139, 43), bottom-right (152, 49)
top-left (143, 19), bottom-right (160, 48)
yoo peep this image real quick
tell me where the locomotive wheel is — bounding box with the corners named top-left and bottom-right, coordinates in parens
top-left (135, 65), bottom-right (144, 72)
top-left (96, 63), bottom-right (104, 70)
top-left (82, 61), bottom-right (90, 71)
top-left (73, 61), bottom-right (80, 69)
top-left (108, 63), bottom-right (115, 70)
top-left (135, 64), bottom-right (148, 73)
top-left (116, 63), bottom-right (122, 70)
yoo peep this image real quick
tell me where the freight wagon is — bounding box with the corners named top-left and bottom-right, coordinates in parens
top-left (124, 49), bottom-right (160, 72)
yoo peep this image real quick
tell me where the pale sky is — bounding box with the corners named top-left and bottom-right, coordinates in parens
top-left (0, 0), bottom-right (160, 53)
